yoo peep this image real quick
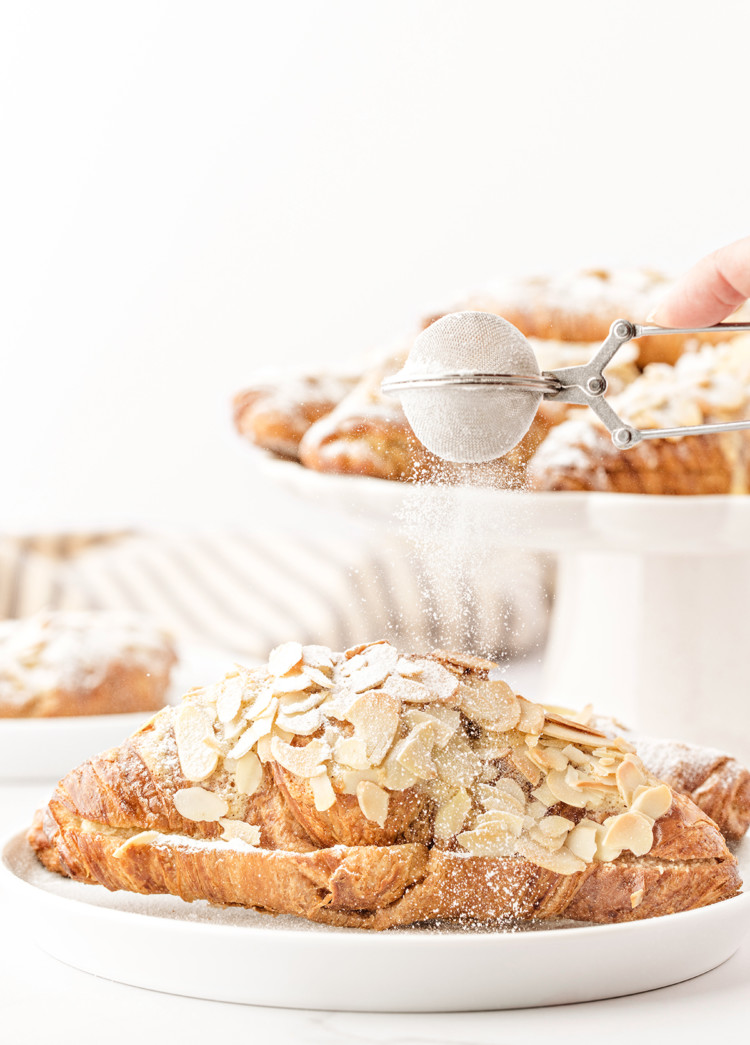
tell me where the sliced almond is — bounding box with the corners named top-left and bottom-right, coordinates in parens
top-left (333, 735), bottom-right (371, 770)
top-left (530, 782), bottom-right (556, 808)
top-left (278, 689), bottom-right (327, 716)
top-left (336, 768), bottom-right (380, 795)
top-left (474, 809), bottom-right (525, 837)
top-left (271, 671), bottom-right (313, 695)
top-left (510, 749), bottom-right (542, 787)
top-left (457, 824), bottom-right (518, 857)
top-left (560, 743), bottom-right (591, 767)
top-left (433, 787), bottom-right (472, 839)
top-left (235, 751), bottom-right (263, 796)
top-left (310, 768), bottom-right (337, 811)
top-left (219, 819), bottom-right (261, 845)
top-left (394, 722), bottom-right (437, 780)
top-left (255, 734), bottom-right (273, 763)
top-left (378, 748), bottom-right (419, 791)
top-left (113, 830), bottom-right (159, 858)
top-left (600, 810), bottom-right (654, 857)
top-left (403, 707), bottom-right (459, 749)
top-left (526, 743), bottom-right (568, 772)
top-left (356, 780), bottom-right (389, 827)
top-left (341, 643), bottom-right (399, 693)
top-left (173, 786), bottom-right (228, 822)
top-left (516, 697), bottom-right (546, 735)
top-left (616, 755), bottom-right (647, 805)
top-left (537, 815), bottom-right (575, 836)
top-left (546, 768), bottom-right (587, 808)
top-left (410, 659), bottom-right (460, 703)
top-left (303, 666), bottom-right (334, 689)
top-left (215, 674), bottom-right (246, 724)
top-left (345, 690), bottom-right (401, 765)
top-left (242, 685), bottom-right (275, 721)
top-left (275, 706), bottom-right (323, 736)
top-left (476, 784), bottom-right (525, 816)
top-left (302, 644), bottom-right (334, 671)
top-left (380, 674), bottom-right (433, 704)
top-left (566, 819), bottom-right (599, 862)
top-left (491, 778), bottom-right (527, 805)
top-left (630, 887), bottom-right (645, 909)
top-left (459, 678), bottom-right (520, 726)
top-left (174, 705), bottom-right (219, 782)
top-left (631, 784), bottom-right (672, 821)
top-left (516, 836), bottom-right (586, 875)
top-left (270, 735), bottom-right (330, 778)
top-left (395, 657), bottom-right (422, 677)
top-left (432, 732), bottom-right (481, 788)
top-left (228, 700), bottom-right (278, 759)
top-left (268, 641), bottom-right (304, 677)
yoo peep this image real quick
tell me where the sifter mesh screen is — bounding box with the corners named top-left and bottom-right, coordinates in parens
top-left (397, 312), bottom-right (543, 463)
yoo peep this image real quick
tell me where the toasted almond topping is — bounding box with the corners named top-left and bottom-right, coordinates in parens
top-left (268, 641), bottom-right (304, 677)
top-left (271, 671), bottom-right (313, 695)
top-left (395, 657), bottom-right (422, 677)
top-left (432, 733), bottom-right (481, 788)
top-left (394, 722), bottom-right (437, 780)
top-left (526, 743), bottom-right (568, 772)
top-left (378, 749), bottom-right (419, 790)
top-left (630, 887), bottom-right (645, 909)
top-left (255, 734), bottom-right (273, 763)
top-left (410, 659), bottom-right (460, 702)
top-left (543, 721), bottom-right (608, 747)
top-left (531, 781), bottom-right (556, 808)
top-left (492, 778), bottom-right (528, 805)
top-left (113, 830), bottom-right (159, 858)
top-left (459, 678), bottom-right (520, 726)
top-left (334, 735), bottom-right (371, 770)
top-left (537, 815), bottom-right (575, 836)
top-left (403, 707), bottom-right (459, 748)
top-left (379, 673), bottom-right (433, 704)
top-left (476, 783), bottom-right (525, 816)
top-left (173, 786), bottom-right (229, 822)
top-left (600, 810), bottom-right (654, 857)
top-left (546, 768), bottom-right (588, 808)
top-left (345, 690), bottom-right (401, 765)
top-left (302, 644), bottom-right (334, 671)
top-left (310, 768), bottom-right (337, 811)
top-left (303, 666), bottom-right (334, 688)
top-left (356, 780), bottom-right (389, 827)
top-left (215, 675), bottom-right (246, 724)
top-left (631, 784), bottom-right (672, 821)
top-left (433, 787), bottom-right (472, 839)
top-left (242, 685), bottom-right (275, 721)
top-left (278, 689), bottom-right (327, 716)
top-left (337, 768), bottom-right (380, 795)
top-left (560, 743), bottom-right (590, 767)
top-left (270, 736), bottom-right (330, 778)
top-left (174, 705), bottom-right (219, 782)
top-left (228, 701), bottom-right (278, 759)
top-left (341, 643), bottom-right (399, 692)
top-left (566, 819), bottom-right (599, 862)
top-left (276, 706), bottom-right (323, 736)
top-left (219, 819), bottom-right (261, 845)
top-left (616, 755), bottom-right (647, 804)
top-left (510, 749), bottom-right (543, 787)
top-left (457, 824), bottom-right (518, 857)
top-left (516, 697), bottom-right (546, 735)
top-left (235, 751), bottom-right (263, 796)
top-left (474, 809), bottom-right (525, 836)
top-left (517, 836), bottom-right (586, 875)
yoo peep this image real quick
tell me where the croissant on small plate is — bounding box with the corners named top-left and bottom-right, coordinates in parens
top-left (30, 641), bottom-right (743, 930)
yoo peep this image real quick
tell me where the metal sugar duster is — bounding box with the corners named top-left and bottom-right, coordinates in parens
top-left (381, 311), bottom-right (750, 463)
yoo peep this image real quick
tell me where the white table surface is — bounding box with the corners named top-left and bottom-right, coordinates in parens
top-left (1, 777), bottom-right (748, 1045)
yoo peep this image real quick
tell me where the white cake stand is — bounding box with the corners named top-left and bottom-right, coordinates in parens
top-left (260, 459), bottom-right (750, 760)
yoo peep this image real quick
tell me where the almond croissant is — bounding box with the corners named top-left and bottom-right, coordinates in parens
top-left (29, 642), bottom-right (741, 929)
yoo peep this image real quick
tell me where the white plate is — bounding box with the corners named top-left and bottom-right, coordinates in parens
top-left (0, 642), bottom-right (240, 782)
top-left (2, 830), bottom-right (747, 1012)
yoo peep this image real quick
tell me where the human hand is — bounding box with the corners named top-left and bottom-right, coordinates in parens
top-left (650, 235), bottom-right (750, 327)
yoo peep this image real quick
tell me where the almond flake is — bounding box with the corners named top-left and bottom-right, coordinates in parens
top-left (268, 641), bottom-right (304, 677)
top-left (242, 685), bottom-right (275, 721)
top-left (600, 810), bottom-right (654, 857)
top-left (394, 722), bottom-right (437, 780)
top-left (336, 768), bottom-right (380, 795)
top-left (630, 784), bottom-right (672, 821)
top-left (340, 643), bottom-right (399, 692)
top-left (255, 734), bottom-right (273, 763)
top-left (433, 787), bottom-right (471, 839)
top-left (310, 768), bottom-right (337, 811)
top-left (630, 887), bottom-right (645, 909)
top-left (356, 780), bottom-right (389, 827)
top-left (531, 782), bottom-right (556, 808)
top-left (174, 705), bottom-right (219, 782)
top-left (474, 809), bottom-right (525, 836)
top-left (334, 735), bottom-right (371, 770)
top-left (379, 673), bottom-right (431, 704)
top-left (490, 778), bottom-right (527, 805)
top-left (303, 666), bottom-right (334, 688)
top-left (235, 751), bottom-right (263, 796)
top-left (516, 837), bottom-right (586, 875)
top-left (219, 819), bottom-right (261, 845)
top-left (278, 689), bottom-right (327, 716)
top-left (433, 733), bottom-right (482, 788)
top-left (271, 736), bottom-right (330, 778)
top-left (345, 690), bottom-right (401, 765)
top-left (271, 671), bottom-right (313, 695)
top-left (173, 786), bottom-right (228, 822)
top-left (412, 659), bottom-right (460, 702)
top-left (526, 743), bottom-right (568, 772)
top-left (228, 700), bottom-right (278, 759)
top-left (276, 706), bottom-right (323, 736)
top-left (459, 679), bottom-right (521, 727)
top-left (476, 784), bottom-right (525, 816)
top-left (537, 815), bottom-right (575, 836)
top-left (457, 824), bottom-right (517, 857)
top-left (510, 749), bottom-right (542, 786)
top-left (302, 645), bottom-right (334, 671)
top-left (516, 697), bottom-right (545, 735)
top-left (113, 830), bottom-right (159, 858)
top-left (566, 819), bottom-right (599, 862)
top-left (379, 750), bottom-right (419, 791)
top-left (546, 768), bottom-right (587, 808)
top-left (395, 657), bottom-right (422, 677)
top-left (215, 674), bottom-right (246, 724)
top-left (616, 755), bottom-right (647, 804)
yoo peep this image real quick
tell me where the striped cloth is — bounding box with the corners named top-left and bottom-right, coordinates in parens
top-left (0, 531), bottom-right (550, 662)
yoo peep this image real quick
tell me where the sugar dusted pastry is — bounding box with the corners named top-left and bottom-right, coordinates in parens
top-left (30, 640), bottom-right (740, 928)
top-left (529, 336), bottom-right (750, 495)
top-left (0, 610), bottom-right (176, 718)
top-left (233, 372), bottom-right (359, 460)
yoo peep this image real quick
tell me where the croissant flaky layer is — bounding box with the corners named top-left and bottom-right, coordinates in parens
top-left (29, 642), bottom-right (743, 929)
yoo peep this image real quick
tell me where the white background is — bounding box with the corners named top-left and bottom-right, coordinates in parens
top-left (1, 0), bottom-right (749, 533)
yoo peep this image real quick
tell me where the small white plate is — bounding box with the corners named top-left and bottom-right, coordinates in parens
top-left (0, 642), bottom-right (239, 782)
top-left (2, 830), bottom-right (747, 1012)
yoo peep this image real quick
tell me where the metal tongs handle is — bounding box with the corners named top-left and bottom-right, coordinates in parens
top-left (545, 319), bottom-right (750, 448)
